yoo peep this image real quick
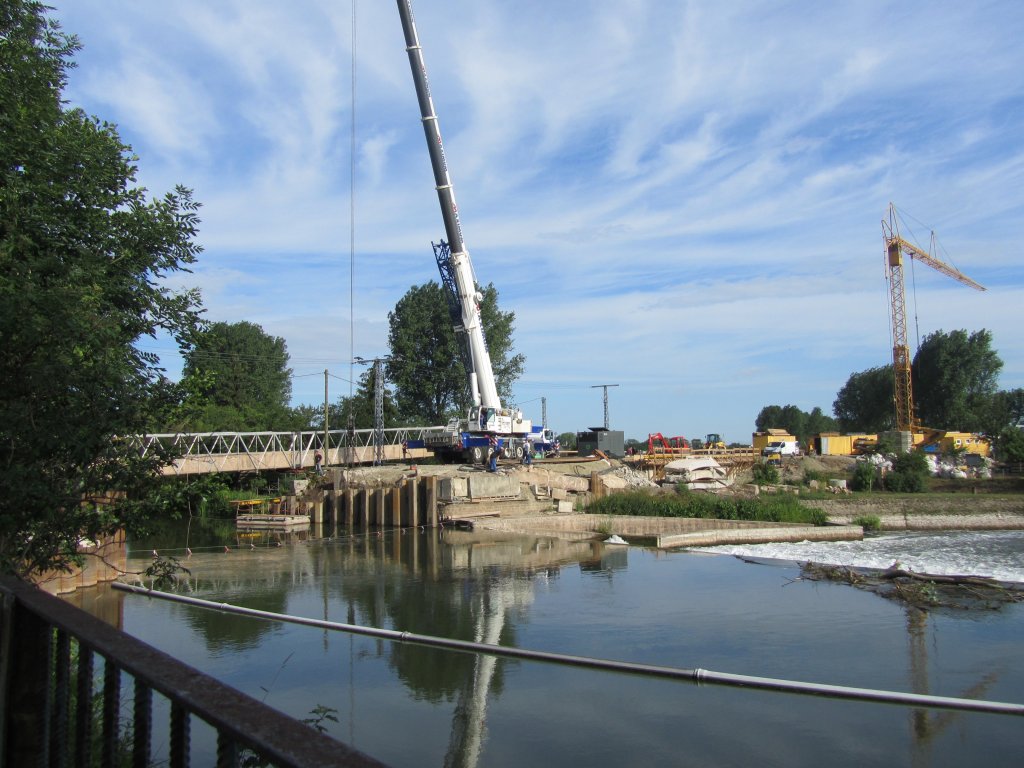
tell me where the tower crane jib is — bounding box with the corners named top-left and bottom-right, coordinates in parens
top-left (881, 203), bottom-right (986, 433)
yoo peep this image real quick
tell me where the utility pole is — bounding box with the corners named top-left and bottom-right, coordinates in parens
top-left (323, 369), bottom-right (330, 465)
top-left (591, 384), bottom-right (619, 430)
top-left (355, 356), bottom-right (389, 466)
top-left (373, 359), bottom-right (385, 466)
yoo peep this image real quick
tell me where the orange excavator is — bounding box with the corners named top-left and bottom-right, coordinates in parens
top-left (646, 433), bottom-right (690, 456)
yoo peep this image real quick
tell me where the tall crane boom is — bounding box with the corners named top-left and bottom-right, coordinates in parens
top-left (396, 0), bottom-right (501, 412)
top-left (881, 203), bottom-right (986, 432)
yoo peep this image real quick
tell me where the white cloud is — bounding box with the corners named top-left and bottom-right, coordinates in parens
top-left (50, 0), bottom-right (1024, 441)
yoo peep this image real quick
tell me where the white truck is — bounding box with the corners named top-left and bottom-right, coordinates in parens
top-left (762, 440), bottom-right (801, 457)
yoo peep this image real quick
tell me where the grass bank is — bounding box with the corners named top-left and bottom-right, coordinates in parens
top-left (588, 490), bottom-right (828, 525)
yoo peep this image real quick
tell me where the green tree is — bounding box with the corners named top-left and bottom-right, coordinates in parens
top-left (996, 427), bottom-right (1024, 463)
top-left (386, 281), bottom-right (525, 423)
top-left (832, 365), bottom-right (896, 433)
top-left (333, 366), bottom-right (401, 430)
top-left (754, 404), bottom-right (835, 443)
top-left (978, 388), bottom-right (1024, 438)
top-left (0, 1), bottom-right (204, 576)
top-left (912, 329), bottom-right (1002, 431)
top-left (180, 321), bottom-right (292, 431)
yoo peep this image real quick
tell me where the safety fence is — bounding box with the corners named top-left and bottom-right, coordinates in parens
top-left (0, 576), bottom-right (388, 767)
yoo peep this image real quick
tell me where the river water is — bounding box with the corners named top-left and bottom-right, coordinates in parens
top-left (74, 522), bottom-right (1024, 767)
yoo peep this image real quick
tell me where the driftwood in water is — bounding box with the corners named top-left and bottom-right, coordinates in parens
top-left (798, 561), bottom-right (1023, 611)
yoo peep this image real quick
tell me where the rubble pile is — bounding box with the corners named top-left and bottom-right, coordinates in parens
top-left (662, 457), bottom-right (734, 492)
top-left (606, 465), bottom-right (658, 488)
top-left (855, 452), bottom-right (994, 479)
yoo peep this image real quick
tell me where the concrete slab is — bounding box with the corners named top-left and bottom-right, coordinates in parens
top-left (467, 474), bottom-right (521, 500)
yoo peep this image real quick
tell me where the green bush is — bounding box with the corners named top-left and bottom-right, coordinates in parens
top-left (851, 461), bottom-right (878, 492)
top-left (803, 469), bottom-right (828, 486)
top-left (853, 515), bottom-right (881, 532)
top-left (752, 462), bottom-right (780, 485)
top-left (883, 451), bottom-right (929, 493)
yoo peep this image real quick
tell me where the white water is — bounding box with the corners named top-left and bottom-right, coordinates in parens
top-left (699, 530), bottom-right (1024, 583)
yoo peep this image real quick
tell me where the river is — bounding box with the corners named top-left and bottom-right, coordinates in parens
top-left (73, 521), bottom-right (1024, 767)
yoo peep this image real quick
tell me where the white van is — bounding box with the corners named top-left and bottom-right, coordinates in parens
top-left (762, 440), bottom-right (800, 457)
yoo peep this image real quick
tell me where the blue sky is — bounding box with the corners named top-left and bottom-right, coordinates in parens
top-left (53, 0), bottom-right (1024, 443)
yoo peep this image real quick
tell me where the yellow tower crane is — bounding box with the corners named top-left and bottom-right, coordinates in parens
top-left (881, 203), bottom-right (985, 433)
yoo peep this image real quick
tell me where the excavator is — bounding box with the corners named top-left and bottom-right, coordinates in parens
top-left (646, 433), bottom-right (690, 457)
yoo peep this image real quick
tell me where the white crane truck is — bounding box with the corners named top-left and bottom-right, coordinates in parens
top-left (397, 0), bottom-right (541, 464)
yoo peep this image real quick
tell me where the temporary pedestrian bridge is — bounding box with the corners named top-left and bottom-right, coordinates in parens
top-left (129, 427), bottom-right (441, 476)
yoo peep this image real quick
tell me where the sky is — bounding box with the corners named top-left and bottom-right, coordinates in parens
top-left (51, 0), bottom-right (1024, 444)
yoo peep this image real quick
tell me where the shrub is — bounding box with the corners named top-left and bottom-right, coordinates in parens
top-left (883, 451), bottom-right (929, 493)
top-left (851, 461), bottom-right (878, 492)
top-left (752, 462), bottom-right (780, 485)
top-left (853, 515), bottom-right (881, 532)
top-left (586, 490), bottom-right (824, 525)
top-left (803, 469), bottom-right (827, 486)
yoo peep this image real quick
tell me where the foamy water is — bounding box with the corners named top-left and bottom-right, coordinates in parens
top-left (698, 529), bottom-right (1024, 583)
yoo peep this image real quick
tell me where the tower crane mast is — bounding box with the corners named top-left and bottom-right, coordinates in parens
top-left (881, 203), bottom-right (985, 433)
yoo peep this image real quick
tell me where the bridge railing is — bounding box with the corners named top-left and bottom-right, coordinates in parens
top-left (129, 427), bottom-right (446, 475)
top-left (0, 576), bottom-right (388, 767)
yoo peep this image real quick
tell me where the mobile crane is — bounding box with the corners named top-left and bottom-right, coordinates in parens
top-left (397, 0), bottom-right (537, 463)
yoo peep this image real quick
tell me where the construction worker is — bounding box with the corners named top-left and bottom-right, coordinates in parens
top-left (487, 434), bottom-right (500, 472)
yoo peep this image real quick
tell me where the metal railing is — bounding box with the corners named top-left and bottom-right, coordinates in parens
top-left (0, 577), bottom-right (388, 767)
top-left (127, 427), bottom-right (445, 476)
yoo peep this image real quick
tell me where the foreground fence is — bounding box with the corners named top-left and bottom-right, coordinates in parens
top-left (0, 576), bottom-right (388, 767)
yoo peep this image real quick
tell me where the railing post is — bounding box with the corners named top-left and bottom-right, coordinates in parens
top-left (74, 645), bottom-right (94, 768)
top-left (3, 599), bottom-right (52, 764)
top-left (169, 702), bottom-right (191, 768)
top-left (133, 680), bottom-right (153, 768)
top-left (102, 657), bottom-right (121, 765)
top-left (53, 629), bottom-right (71, 768)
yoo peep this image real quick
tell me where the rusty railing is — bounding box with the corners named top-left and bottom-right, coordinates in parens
top-left (0, 576), bottom-right (388, 767)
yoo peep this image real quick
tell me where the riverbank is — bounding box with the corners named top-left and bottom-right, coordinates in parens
top-left (803, 495), bottom-right (1024, 530)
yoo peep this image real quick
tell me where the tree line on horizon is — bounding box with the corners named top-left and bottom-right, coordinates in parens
top-left (755, 328), bottom-right (1024, 460)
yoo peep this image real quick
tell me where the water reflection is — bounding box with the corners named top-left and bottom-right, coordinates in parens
top-left (80, 520), bottom-right (1024, 767)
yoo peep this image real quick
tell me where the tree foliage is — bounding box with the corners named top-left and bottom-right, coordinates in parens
top-left (331, 366), bottom-right (401, 431)
top-left (0, 2), bottom-right (204, 576)
top-left (754, 404), bottom-right (837, 442)
top-left (180, 321), bottom-right (292, 431)
top-left (834, 331), bottom-right (1004, 434)
top-left (386, 281), bottom-right (525, 423)
top-left (832, 365), bottom-right (896, 433)
top-left (912, 329), bottom-right (1002, 431)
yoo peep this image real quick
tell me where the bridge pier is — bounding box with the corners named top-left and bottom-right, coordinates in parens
top-left (301, 477), bottom-right (441, 533)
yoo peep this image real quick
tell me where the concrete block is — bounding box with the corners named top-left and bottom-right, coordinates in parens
top-left (557, 500), bottom-right (574, 513)
top-left (468, 474), bottom-right (520, 499)
top-left (551, 487), bottom-right (568, 500)
top-left (439, 477), bottom-right (469, 502)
